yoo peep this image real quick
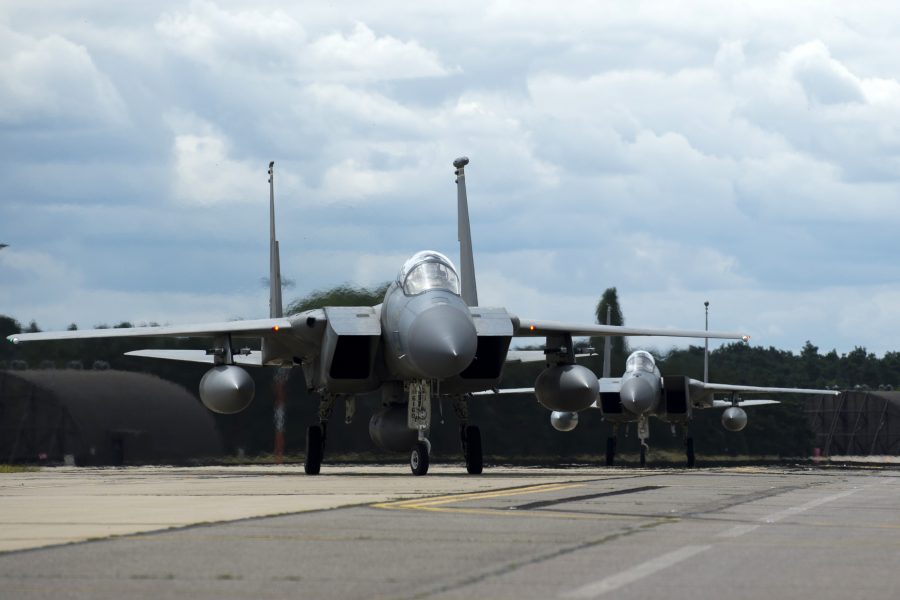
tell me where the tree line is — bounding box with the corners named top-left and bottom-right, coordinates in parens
top-left (2, 285), bottom-right (897, 462)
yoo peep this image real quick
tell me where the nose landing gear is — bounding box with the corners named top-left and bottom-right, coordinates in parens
top-left (410, 439), bottom-right (430, 476)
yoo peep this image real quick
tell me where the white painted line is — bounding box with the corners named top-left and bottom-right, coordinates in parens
top-left (560, 544), bottom-right (712, 599)
top-left (762, 488), bottom-right (859, 524)
top-left (719, 488), bottom-right (861, 539)
top-left (716, 523), bottom-right (760, 538)
top-left (562, 486), bottom-right (864, 598)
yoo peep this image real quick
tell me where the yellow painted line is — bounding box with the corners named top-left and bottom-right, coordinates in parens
top-left (372, 482), bottom-right (584, 511)
top-left (370, 481), bottom-right (683, 523)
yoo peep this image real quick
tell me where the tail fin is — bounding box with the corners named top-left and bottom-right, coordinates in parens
top-left (602, 305), bottom-right (612, 378)
top-left (454, 156), bottom-right (478, 307)
top-left (703, 301), bottom-right (709, 383)
top-left (268, 161), bottom-right (284, 318)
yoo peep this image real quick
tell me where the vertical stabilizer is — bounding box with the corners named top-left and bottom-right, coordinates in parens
top-left (269, 162), bottom-right (284, 318)
top-left (602, 306), bottom-right (612, 378)
top-left (454, 156), bottom-right (478, 307)
top-left (703, 301), bottom-right (709, 383)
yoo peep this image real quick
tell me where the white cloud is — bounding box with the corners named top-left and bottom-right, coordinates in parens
top-left (156, 4), bottom-right (449, 82)
top-left (166, 112), bottom-right (292, 206)
top-left (306, 22), bottom-right (450, 81)
top-left (783, 41), bottom-right (865, 106)
top-left (4, 1), bottom-right (900, 358)
top-left (0, 26), bottom-right (125, 127)
top-left (155, 0), bottom-right (305, 68)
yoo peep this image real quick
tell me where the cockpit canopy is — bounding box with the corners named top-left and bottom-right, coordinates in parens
top-left (398, 251), bottom-right (461, 296)
top-left (625, 350), bottom-right (658, 374)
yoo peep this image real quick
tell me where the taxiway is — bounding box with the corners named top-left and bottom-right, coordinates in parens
top-left (1, 464), bottom-right (897, 599)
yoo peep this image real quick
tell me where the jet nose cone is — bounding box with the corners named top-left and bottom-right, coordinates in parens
top-left (408, 304), bottom-right (477, 379)
top-left (620, 376), bottom-right (657, 415)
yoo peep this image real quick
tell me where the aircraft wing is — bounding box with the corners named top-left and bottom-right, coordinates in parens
top-left (124, 349), bottom-right (264, 366)
top-left (689, 380), bottom-right (839, 396)
top-left (689, 379), bottom-right (838, 409)
top-left (474, 378), bottom-right (622, 397)
top-left (505, 350), bottom-right (595, 363)
top-left (472, 387), bottom-right (538, 396)
top-left (513, 318), bottom-right (749, 342)
top-left (711, 399), bottom-right (781, 407)
top-left (6, 317), bottom-right (293, 343)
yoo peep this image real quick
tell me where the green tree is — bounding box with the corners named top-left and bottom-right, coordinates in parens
top-left (590, 287), bottom-right (628, 375)
top-left (286, 282), bottom-right (391, 314)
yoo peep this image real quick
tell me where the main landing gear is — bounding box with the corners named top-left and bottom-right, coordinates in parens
top-left (305, 423), bottom-right (324, 475)
top-left (453, 395), bottom-right (482, 475)
top-left (605, 424), bottom-right (618, 466)
top-left (408, 392), bottom-right (484, 476)
top-left (461, 425), bottom-right (483, 474)
top-left (305, 394), bottom-right (341, 475)
top-left (685, 434), bottom-right (695, 468)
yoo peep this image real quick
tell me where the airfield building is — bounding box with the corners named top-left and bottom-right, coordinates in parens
top-left (0, 369), bottom-right (222, 465)
top-left (807, 391), bottom-right (900, 456)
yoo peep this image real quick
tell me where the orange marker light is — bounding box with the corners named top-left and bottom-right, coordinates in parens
top-left (273, 325), bottom-right (280, 332)
top-left (529, 325), bottom-right (536, 331)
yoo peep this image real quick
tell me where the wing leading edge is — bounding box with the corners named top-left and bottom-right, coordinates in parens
top-left (690, 380), bottom-right (839, 396)
top-left (6, 318), bottom-right (293, 343)
top-left (513, 318), bottom-right (749, 342)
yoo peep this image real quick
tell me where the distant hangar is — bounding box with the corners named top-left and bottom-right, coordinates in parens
top-left (808, 390), bottom-right (900, 456)
top-left (0, 370), bottom-right (222, 465)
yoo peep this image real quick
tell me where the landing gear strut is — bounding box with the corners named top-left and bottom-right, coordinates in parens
top-left (305, 394), bottom-right (338, 475)
top-left (685, 436), bottom-right (695, 468)
top-left (462, 425), bottom-right (483, 474)
top-left (305, 424), bottom-right (324, 475)
top-left (408, 382), bottom-right (432, 476)
top-left (453, 395), bottom-right (482, 474)
top-left (605, 437), bottom-right (617, 466)
top-left (638, 416), bottom-right (650, 468)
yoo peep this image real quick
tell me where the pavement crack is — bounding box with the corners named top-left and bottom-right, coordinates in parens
top-left (404, 519), bottom-right (671, 600)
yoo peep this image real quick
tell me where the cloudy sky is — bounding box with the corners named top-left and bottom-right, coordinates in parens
top-left (2, 1), bottom-right (899, 356)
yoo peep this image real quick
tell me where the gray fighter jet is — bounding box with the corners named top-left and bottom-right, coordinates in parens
top-left (488, 342), bottom-right (838, 467)
top-left (7, 158), bottom-right (749, 475)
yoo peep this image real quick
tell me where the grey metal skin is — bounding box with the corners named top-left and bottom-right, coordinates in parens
top-left (199, 365), bottom-right (255, 414)
top-left (617, 354), bottom-right (662, 416)
top-left (380, 279), bottom-right (477, 381)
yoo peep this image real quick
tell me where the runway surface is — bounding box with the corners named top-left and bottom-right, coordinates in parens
top-left (1, 464), bottom-right (898, 599)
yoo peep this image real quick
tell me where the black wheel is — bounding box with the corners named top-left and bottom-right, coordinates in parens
top-left (639, 444), bottom-right (647, 468)
top-left (464, 425), bottom-right (483, 474)
top-left (305, 425), bottom-right (323, 475)
top-left (410, 441), bottom-right (429, 476)
top-left (605, 437), bottom-right (616, 466)
top-left (685, 437), bottom-right (695, 468)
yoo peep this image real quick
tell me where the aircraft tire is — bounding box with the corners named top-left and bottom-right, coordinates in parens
top-left (410, 441), bottom-right (429, 476)
top-left (685, 437), bottom-right (696, 468)
top-left (639, 445), bottom-right (647, 468)
top-left (605, 437), bottom-right (616, 466)
top-left (464, 425), bottom-right (483, 474)
top-left (305, 425), bottom-right (323, 475)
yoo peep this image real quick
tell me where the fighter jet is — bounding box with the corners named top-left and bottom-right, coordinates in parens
top-left (488, 340), bottom-right (838, 467)
top-left (7, 158), bottom-right (749, 475)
